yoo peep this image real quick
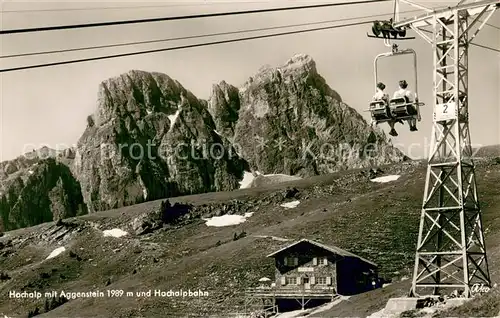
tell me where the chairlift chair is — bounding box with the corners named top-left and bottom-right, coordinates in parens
top-left (368, 45), bottom-right (425, 126)
top-left (366, 0), bottom-right (416, 41)
top-left (368, 20), bottom-right (413, 40)
top-left (369, 100), bottom-right (392, 122)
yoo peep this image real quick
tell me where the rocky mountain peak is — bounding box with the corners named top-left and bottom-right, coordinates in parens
top-left (93, 70), bottom-right (191, 128)
top-left (208, 81), bottom-right (241, 139)
top-left (2, 53), bottom-right (406, 231)
top-left (282, 53), bottom-right (316, 73)
top-left (230, 54), bottom-right (403, 176)
top-left (241, 54), bottom-right (342, 103)
top-left (0, 156), bottom-right (86, 231)
top-left (75, 69), bottom-right (247, 213)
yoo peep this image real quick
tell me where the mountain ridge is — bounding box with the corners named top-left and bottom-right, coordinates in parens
top-left (0, 53), bottom-right (405, 231)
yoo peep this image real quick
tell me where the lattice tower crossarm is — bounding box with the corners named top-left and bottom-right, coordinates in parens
top-left (394, 0), bottom-right (499, 298)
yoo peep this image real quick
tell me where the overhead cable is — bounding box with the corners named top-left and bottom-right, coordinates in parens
top-left (0, 0), bottom-right (391, 35)
top-left (1, 9), bottom-right (423, 59)
top-left (0, 20), bottom-right (373, 73)
top-left (1, 1), bottom-right (364, 13)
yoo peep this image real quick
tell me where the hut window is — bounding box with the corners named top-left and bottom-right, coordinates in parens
top-left (286, 277), bottom-right (297, 285)
top-left (317, 277), bottom-right (327, 285)
top-left (318, 257), bottom-right (327, 265)
top-left (285, 257), bottom-right (298, 266)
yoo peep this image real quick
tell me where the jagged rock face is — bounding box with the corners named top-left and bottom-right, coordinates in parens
top-left (231, 54), bottom-right (405, 176)
top-left (208, 81), bottom-right (241, 140)
top-left (1, 54), bottom-right (407, 229)
top-left (0, 158), bottom-right (86, 231)
top-left (0, 146), bottom-right (76, 197)
top-left (0, 153), bottom-right (40, 178)
top-left (75, 70), bottom-right (248, 212)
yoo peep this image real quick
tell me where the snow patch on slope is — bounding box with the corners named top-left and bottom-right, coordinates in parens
top-left (204, 213), bottom-right (253, 227)
top-left (46, 246), bottom-right (66, 260)
top-left (168, 109), bottom-right (181, 130)
top-left (239, 171), bottom-right (302, 189)
top-left (239, 171), bottom-right (256, 189)
top-left (103, 228), bottom-right (128, 238)
top-left (281, 200), bottom-right (300, 209)
top-left (253, 235), bottom-right (290, 242)
top-left (370, 175), bottom-right (400, 183)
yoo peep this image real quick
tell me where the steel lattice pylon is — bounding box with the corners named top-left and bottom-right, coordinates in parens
top-left (394, 0), bottom-right (499, 298)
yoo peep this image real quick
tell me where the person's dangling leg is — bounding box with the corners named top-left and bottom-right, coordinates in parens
top-left (409, 118), bottom-right (417, 131)
top-left (388, 120), bottom-right (398, 136)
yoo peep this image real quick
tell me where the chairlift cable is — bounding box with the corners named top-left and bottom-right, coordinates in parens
top-left (0, 0), bottom-right (391, 35)
top-left (470, 42), bottom-right (500, 53)
top-left (0, 20), bottom-right (375, 73)
top-left (1, 9), bottom-right (424, 59)
top-left (0, 1), bottom-right (337, 13)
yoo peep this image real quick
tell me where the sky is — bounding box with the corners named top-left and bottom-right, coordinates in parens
top-left (0, 0), bottom-right (499, 161)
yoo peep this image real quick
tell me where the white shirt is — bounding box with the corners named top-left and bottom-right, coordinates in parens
top-left (372, 89), bottom-right (389, 102)
top-left (393, 88), bottom-right (415, 102)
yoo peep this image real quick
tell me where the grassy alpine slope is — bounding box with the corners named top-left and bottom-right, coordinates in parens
top-left (0, 156), bottom-right (499, 317)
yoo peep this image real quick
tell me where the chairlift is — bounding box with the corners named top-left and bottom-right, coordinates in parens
top-left (368, 44), bottom-right (425, 126)
top-left (366, 0), bottom-right (414, 43)
top-left (367, 19), bottom-right (415, 41)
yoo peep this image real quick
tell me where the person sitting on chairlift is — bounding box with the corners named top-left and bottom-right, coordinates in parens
top-left (372, 82), bottom-right (401, 137)
top-left (392, 79), bottom-right (418, 132)
top-left (373, 82), bottom-right (389, 104)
